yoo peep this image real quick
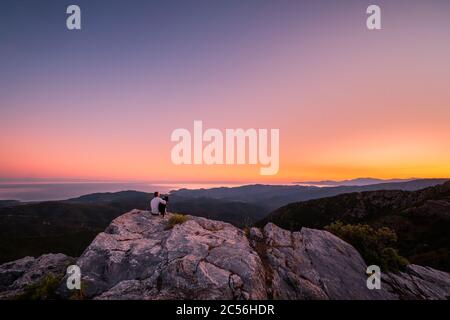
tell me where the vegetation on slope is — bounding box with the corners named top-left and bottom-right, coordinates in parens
top-left (325, 222), bottom-right (408, 272)
top-left (257, 181), bottom-right (450, 271)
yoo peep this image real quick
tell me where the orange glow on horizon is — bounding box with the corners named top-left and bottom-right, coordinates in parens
top-left (1, 2), bottom-right (449, 183)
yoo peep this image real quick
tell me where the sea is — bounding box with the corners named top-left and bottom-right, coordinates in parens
top-left (0, 181), bottom-right (246, 202)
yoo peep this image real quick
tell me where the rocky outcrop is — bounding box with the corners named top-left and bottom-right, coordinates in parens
top-left (0, 253), bottom-right (74, 299)
top-left (63, 210), bottom-right (266, 300)
top-left (384, 264), bottom-right (450, 300)
top-left (251, 224), bottom-right (394, 299)
top-left (1, 210), bottom-right (449, 300)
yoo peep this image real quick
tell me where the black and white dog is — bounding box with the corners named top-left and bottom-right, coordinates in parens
top-left (158, 195), bottom-right (169, 217)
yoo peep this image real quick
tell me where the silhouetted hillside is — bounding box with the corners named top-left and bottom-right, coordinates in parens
top-left (171, 179), bottom-right (449, 212)
top-left (0, 191), bottom-right (265, 262)
top-left (169, 197), bottom-right (267, 226)
top-left (0, 201), bottom-right (129, 263)
top-left (257, 181), bottom-right (450, 271)
top-left (0, 200), bottom-right (20, 208)
top-left (294, 177), bottom-right (416, 186)
top-left (68, 191), bottom-right (267, 226)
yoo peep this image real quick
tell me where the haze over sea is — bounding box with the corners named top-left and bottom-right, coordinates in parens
top-left (0, 181), bottom-right (247, 202)
top-left (0, 178), bottom-right (436, 202)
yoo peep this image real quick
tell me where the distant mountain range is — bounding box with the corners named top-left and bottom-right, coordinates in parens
top-left (0, 178), bottom-right (448, 264)
top-left (257, 181), bottom-right (450, 272)
top-left (171, 178), bottom-right (449, 214)
top-left (294, 177), bottom-right (420, 187)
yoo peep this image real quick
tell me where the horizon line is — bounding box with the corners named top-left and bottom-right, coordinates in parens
top-left (1, 176), bottom-right (449, 185)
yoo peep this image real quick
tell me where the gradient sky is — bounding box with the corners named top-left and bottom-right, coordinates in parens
top-left (1, 0), bottom-right (449, 183)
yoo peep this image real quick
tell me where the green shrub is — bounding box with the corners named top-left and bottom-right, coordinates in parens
top-left (167, 214), bottom-right (189, 229)
top-left (15, 274), bottom-right (62, 300)
top-left (381, 247), bottom-right (410, 272)
top-left (325, 221), bottom-right (408, 272)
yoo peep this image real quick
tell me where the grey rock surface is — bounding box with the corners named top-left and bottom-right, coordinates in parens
top-left (260, 223), bottom-right (395, 299)
top-left (0, 253), bottom-right (74, 299)
top-left (1, 210), bottom-right (449, 300)
top-left (384, 264), bottom-right (450, 300)
top-left (77, 210), bottom-right (266, 300)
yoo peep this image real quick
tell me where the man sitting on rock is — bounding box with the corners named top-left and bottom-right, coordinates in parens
top-left (150, 191), bottom-right (167, 217)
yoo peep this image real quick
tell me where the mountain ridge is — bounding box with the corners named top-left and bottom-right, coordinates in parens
top-left (294, 177), bottom-right (420, 186)
top-left (257, 181), bottom-right (450, 271)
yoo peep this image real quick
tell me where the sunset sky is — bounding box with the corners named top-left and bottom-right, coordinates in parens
top-left (1, 0), bottom-right (450, 183)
